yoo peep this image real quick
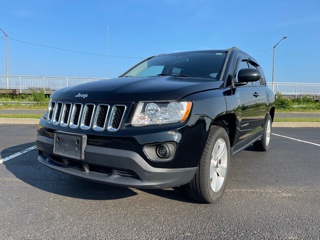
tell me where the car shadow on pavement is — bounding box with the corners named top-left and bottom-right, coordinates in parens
top-left (2, 142), bottom-right (137, 201)
top-left (141, 188), bottom-right (196, 204)
top-left (243, 145), bottom-right (256, 152)
top-left (2, 142), bottom-right (191, 202)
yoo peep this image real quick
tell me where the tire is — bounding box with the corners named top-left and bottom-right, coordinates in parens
top-left (253, 115), bottom-right (272, 151)
top-left (185, 125), bottom-right (230, 204)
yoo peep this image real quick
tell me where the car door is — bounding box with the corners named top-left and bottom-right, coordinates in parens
top-left (225, 56), bottom-right (262, 149)
top-left (251, 66), bottom-right (269, 126)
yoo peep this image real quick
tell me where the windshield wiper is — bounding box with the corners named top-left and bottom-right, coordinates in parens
top-left (157, 73), bottom-right (190, 77)
top-left (156, 73), bottom-right (170, 76)
top-left (173, 74), bottom-right (190, 78)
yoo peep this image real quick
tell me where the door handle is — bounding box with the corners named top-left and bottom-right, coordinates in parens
top-left (253, 92), bottom-right (259, 97)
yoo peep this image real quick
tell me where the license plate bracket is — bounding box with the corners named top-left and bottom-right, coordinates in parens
top-left (53, 132), bottom-right (87, 160)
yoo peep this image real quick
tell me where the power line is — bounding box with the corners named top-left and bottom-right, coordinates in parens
top-left (278, 48), bottom-right (320, 62)
top-left (3, 36), bottom-right (320, 62)
top-left (8, 37), bottom-right (143, 59)
top-left (249, 47), bottom-right (320, 62)
top-left (249, 48), bottom-right (273, 53)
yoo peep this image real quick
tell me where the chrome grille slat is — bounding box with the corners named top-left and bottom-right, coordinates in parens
top-left (52, 102), bottom-right (63, 125)
top-left (60, 103), bottom-right (72, 127)
top-left (108, 105), bottom-right (126, 132)
top-left (93, 104), bottom-right (110, 131)
top-left (69, 103), bottom-right (83, 129)
top-left (80, 104), bottom-right (95, 130)
top-left (47, 100), bottom-right (55, 123)
top-left (47, 101), bottom-right (125, 132)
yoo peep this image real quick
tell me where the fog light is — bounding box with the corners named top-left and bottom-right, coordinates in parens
top-left (156, 144), bottom-right (170, 158)
top-left (143, 142), bottom-right (177, 162)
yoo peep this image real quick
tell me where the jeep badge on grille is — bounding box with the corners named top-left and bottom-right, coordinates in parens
top-left (75, 93), bottom-right (88, 99)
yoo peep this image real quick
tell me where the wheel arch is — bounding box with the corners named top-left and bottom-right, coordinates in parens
top-left (211, 113), bottom-right (237, 148)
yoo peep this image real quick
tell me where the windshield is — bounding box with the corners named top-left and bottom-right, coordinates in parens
top-left (122, 51), bottom-right (227, 80)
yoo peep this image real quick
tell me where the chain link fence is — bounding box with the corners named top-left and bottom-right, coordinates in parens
top-left (1, 76), bottom-right (319, 97)
top-left (0, 75), bottom-right (103, 91)
top-left (271, 82), bottom-right (320, 97)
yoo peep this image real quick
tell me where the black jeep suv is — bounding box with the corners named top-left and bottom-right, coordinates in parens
top-left (36, 48), bottom-right (275, 203)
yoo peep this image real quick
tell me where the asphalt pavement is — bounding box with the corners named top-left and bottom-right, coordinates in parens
top-left (0, 125), bottom-right (320, 239)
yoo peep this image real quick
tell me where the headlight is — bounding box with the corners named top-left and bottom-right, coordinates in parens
top-left (131, 101), bottom-right (192, 127)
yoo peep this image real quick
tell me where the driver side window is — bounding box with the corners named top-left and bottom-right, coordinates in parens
top-left (235, 60), bottom-right (249, 83)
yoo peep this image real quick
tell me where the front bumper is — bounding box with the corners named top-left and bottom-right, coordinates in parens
top-left (36, 134), bottom-right (197, 189)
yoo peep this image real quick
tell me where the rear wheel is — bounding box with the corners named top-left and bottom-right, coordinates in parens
top-left (253, 115), bottom-right (272, 151)
top-left (185, 125), bottom-right (230, 203)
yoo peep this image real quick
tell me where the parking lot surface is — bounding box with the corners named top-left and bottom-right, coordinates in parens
top-left (0, 125), bottom-right (319, 239)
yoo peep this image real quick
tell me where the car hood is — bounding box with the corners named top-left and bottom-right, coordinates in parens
top-left (51, 76), bottom-right (223, 102)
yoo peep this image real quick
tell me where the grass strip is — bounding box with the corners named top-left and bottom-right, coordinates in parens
top-left (0, 105), bottom-right (47, 110)
top-left (0, 114), bottom-right (43, 119)
top-left (276, 109), bottom-right (320, 113)
top-left (274, 118), bottom-right (320, 122)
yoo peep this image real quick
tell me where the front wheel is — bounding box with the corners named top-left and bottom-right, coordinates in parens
top-left (185, 125), bottom-right (231, 203)
top-left (253, 115), bottom-right (272, 151)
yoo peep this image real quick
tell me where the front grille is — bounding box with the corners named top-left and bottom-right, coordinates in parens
top-left (47, 100), bottom-right (126, 132)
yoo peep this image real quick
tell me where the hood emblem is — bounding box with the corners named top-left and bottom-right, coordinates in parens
top-left (75, 93), bottom-right (88, 99)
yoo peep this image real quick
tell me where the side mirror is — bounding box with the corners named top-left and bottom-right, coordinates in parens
top-left (238, 69), bottom-right (261, 82)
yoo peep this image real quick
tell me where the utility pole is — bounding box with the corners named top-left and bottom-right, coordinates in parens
top-left (0, 28), bottom-right (8, 89)
top-left (106, 26), bottom-right (109, 78)
top-left (272, 36), bottom-right (287, 92)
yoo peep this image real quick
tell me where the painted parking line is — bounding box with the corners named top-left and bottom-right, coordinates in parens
top-left (0, 145), bottom-right (37, 164)
top-left (272, 133), bottom-right (320, 147)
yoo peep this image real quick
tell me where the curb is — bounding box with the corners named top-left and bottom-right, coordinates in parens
top-left (272, 122), bottom-right (320, 128)
top-left (0, 118), bottom-right (319, 127)
top-left (0, 118), bottom-right (40, 125)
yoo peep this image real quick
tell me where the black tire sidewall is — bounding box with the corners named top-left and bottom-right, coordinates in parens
top-left (261, 115), bottom-right (272, 151)
top-left (199, 126), bottom-right (231, 203)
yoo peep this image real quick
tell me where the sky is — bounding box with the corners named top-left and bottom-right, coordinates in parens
top-left (1, 0), bottom-right (320, 83)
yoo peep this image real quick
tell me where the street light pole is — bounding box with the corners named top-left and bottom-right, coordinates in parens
top-left (272, 36), bottom-right (287, 92)
top-left (106, 26), bottom-right (109, 78)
